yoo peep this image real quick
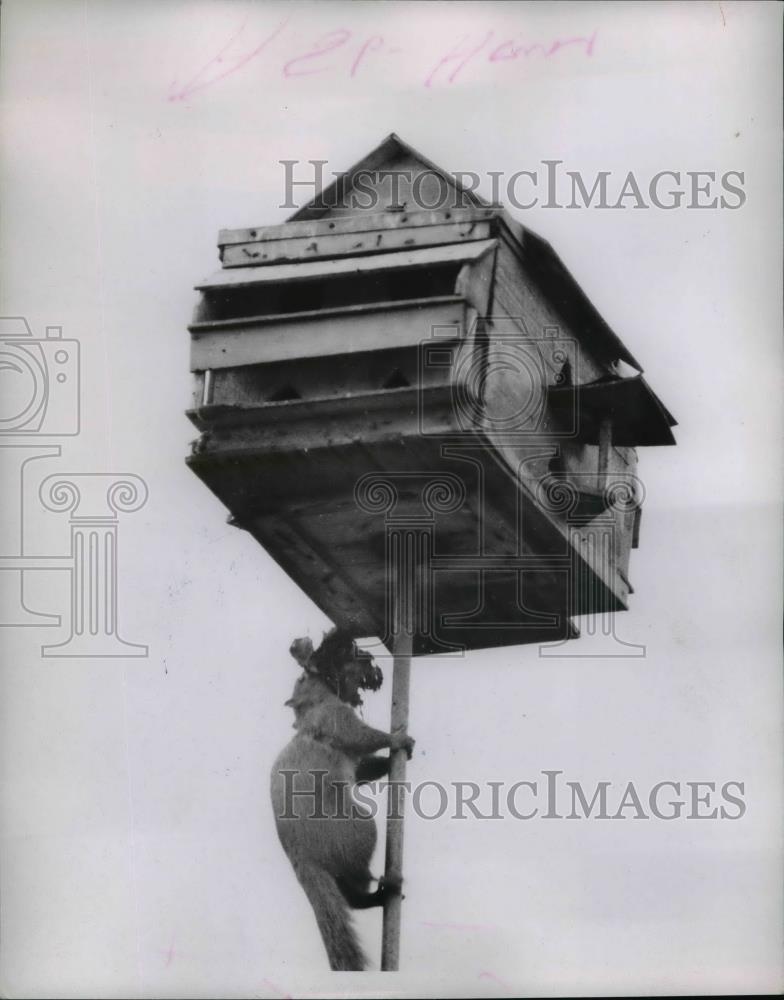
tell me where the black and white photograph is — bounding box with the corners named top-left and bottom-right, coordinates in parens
top-left (0, 1), bottom-right (781, 996)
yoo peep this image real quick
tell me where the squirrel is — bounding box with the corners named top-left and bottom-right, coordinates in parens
top-left (270, 628), bottom-right (415, 971)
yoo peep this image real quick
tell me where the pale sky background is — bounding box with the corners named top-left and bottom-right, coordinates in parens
top-left (0, 1), bottom-right (782, 997)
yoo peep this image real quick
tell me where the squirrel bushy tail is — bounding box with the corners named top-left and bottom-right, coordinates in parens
top-left (293, 862), bottom-right (367, 971)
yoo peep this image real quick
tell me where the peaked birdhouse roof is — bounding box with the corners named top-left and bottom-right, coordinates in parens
top-left (287, 132), bottom-right (488, 222)
top-left (286, 133), bottom-right (648, 373)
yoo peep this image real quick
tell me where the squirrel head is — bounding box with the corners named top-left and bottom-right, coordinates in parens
top-left (287, 627), bottom-right (383, 708)
top-left (311, 627), bottom-right (383, 707)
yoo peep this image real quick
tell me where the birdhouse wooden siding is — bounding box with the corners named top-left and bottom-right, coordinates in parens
top-left (186, 136), bottom-right (675, 655)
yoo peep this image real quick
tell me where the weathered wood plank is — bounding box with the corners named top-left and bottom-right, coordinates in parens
top-left (244, 513), bottom-right (382, 635)
top-left (455, 243), bottom-right (496, 315)
top-left (218, 207), bottom-right (498, 246)
top-left (190, 298), bottom-right (466, 371)
top-left (186, 384), bottom-right (459, 448)
top-left (220, 221), bottom-right (494, 268)
top-left (197, 240), bottom-right (497, 291)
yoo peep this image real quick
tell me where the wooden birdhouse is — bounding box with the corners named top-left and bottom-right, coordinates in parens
top-left (186, 135), bottom-right (676, 655)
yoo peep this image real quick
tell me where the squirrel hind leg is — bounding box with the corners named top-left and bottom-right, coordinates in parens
top-left (356, 754), bottom-right (391, 784)
top-left (336, 872), bottom-right (382, 910)
top-left (337, 872), bottom-right (402, 910)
